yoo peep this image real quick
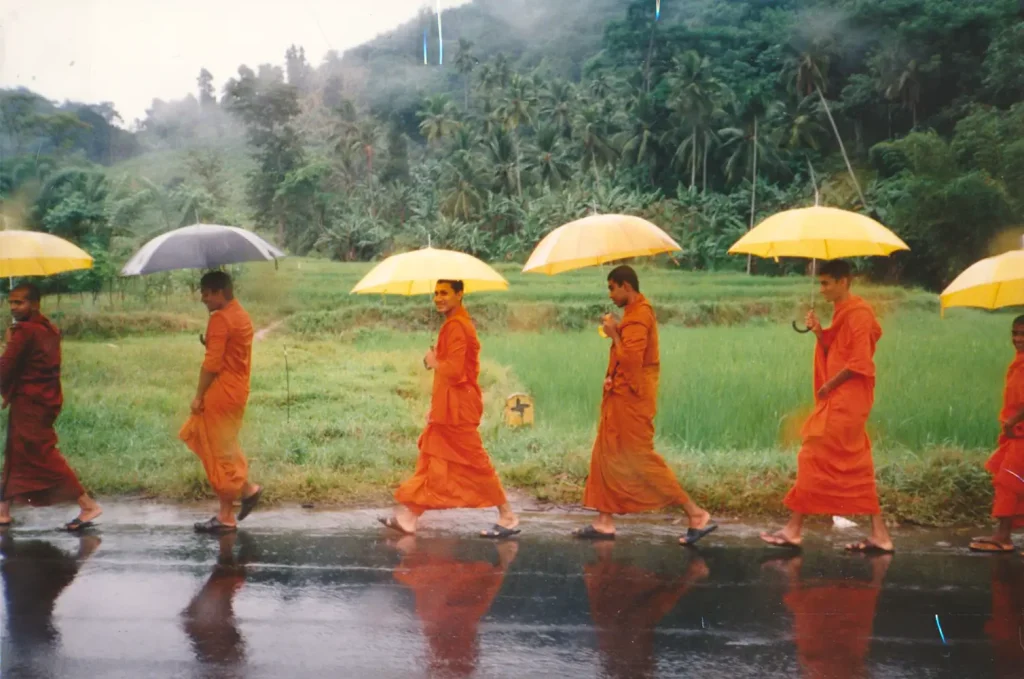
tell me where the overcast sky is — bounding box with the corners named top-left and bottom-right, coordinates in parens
top-left (0, 0), bottom-right (471, 124)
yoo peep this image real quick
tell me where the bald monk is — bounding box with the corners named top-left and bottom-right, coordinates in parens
top-left (764, 553), bottom-right (889, 679)
top-left (0, 283), bottom-right (102, 531)
top-left (573, 266), bottom-right (716, 545)
top-left (180, 272), bottom-right (262, 534)
top-left (585, 542), bottom-right (708, 679)
top-left (761, 259), bottom-right (894, 553)
top-left (392, 536), bottom-right (516, 677)
top-left (379, 280), bottom-right (519, 538)
top-left (970, 315), bottom-right (1024, 553)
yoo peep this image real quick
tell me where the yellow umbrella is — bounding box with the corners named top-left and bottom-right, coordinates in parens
top-left (351, 246), bottom-right (508, 295)
top-left (0, 230), bottom-right (93, 277)
top-left (727, 206), bottom-right (909, 260)
top-left (522, 214), bottom-right (681, 275)
top-left (940, 249), bottom-right (1024, 312)
top-left (728, 206), bottom-right (908, 332)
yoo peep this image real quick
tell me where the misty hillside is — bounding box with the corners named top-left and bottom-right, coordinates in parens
top-left (3, 0), bottom-right (1024, 299)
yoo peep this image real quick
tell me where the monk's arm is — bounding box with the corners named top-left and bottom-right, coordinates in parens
top-left (610, 321), bottom-right (647, 391)
top-left (194, 314), bottom-right (227, 408)
top-left (1003, 405), bottom-right (1024, 435)
top-left (820, 368), bottom-right (855, 395)
top-left (0, 327), bottom-right (29, 404)
top-left (434, 326), bottom-right (467, 380)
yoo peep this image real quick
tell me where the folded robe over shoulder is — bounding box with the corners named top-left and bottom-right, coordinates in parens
top-left (986, 353), bottom-right (1024, 527)
top-left (785, 295), bottom-right (882, 516)
top-left (583, 294), bottom-right (690, 514)
top-left (179, 299), bottom-right (253, 499)
top-left (395, 307), bottom-right (507, 513)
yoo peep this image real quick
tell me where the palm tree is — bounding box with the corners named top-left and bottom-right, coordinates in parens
top-left (417, 95), bottom-right (461, 145)
top-left (485, 127), bottom-right (520, 197)
top-left (573, 106), bottom-right (619, 182)
top-left (541, 79), bottom-right (576, 139)
top-left (615, 93), bottom-right (662, 182)
top-left (666, 51), bottom-right (725, 191)
top-left (348, 118), bottom-right (382, 179)
top-left (773, 95), bottom-right (827, 151)
top-left (497, 74), bottom-right (536, 130)
top-left (525, 125), bottom-right (572, 191)
top-left (441, 151), bottom-right (484, 220)
top-left (454, 39), bottom-right (478, 111)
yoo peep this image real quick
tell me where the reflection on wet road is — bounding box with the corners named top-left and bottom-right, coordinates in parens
top-left (1, 505), bottom-right (1022, 678)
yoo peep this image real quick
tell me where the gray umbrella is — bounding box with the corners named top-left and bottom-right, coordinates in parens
top-left (121, 223), bottom-right (286, 276)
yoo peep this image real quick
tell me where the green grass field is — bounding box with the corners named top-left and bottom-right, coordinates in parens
top-left (26, 258), bottom-right (1019, 525)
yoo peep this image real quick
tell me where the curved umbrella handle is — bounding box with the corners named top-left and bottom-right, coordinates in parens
top-left (791, 321), bottom-right (812, 334)
top-left (199, 333), bottom-right (206, 346)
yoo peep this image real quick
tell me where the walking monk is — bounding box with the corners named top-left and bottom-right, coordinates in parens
top-left (379, 280), bottom-right (519, 538)
top-left (0, 283), bottom-right (102, 531)
top-left (180, 272), bottom-right (262, 533)
top-left (573, 266), bottom-right (716, 545)
top-left (761, 259), bottom-right (894, 552)
top-left (969, 315), bottom-right (1024, 553)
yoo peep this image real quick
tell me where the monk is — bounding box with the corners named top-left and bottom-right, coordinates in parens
top-left (969, 315), bottom-right (1024, 553)
top-left (585, 542), bottom-right (708, 679)
top-left (761, 259), bottom-right (894, 553)
top-left (379, 280), bottom-right (519, 538)
top-left (392, 536), bottom-right (516, 677)
top-left (180, 272), bottom-right (262, 534)
top-left (573, 266), bottom-right (716, 545)
top-left (0, 283), bottom-right (102, 531)
top-left (764, 553), bottom-right (890, 679)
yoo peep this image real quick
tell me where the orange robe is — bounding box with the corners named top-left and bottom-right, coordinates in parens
top-left (179, 299), bottom-right (253, 499)
top-left (584, 559), bottom-right (692, 679)
top-left (785, 295), bottom-right (882, 516)
top-left (0, 313), bottom-right (86, 506)
top-left (985, 353), bottom-right (1024, 527)
top-left (985, 559), bottom-right (1024, 678)
top-left (393, 546), bottom-right (507, 677)
top-left (395, 307), bottom-right (507, 514)
top-left (785, 579), bottom-right (881, 679)
top-left (583, 295), bottom-right (690, 514)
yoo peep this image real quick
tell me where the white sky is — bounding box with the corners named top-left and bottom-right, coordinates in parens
top-left (0, 0), bottom-right (471, 124)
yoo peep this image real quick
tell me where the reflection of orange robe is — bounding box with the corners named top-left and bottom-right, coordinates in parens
top-left (584, 560), bottom-right (690, 679)
top-left (395, 307), bottom-right (507, 514)
top-left (985, 560), bottom-right (1024, 678)
top-left (583, 295), bottom-right (689, 514)
top-left (179, 299), bottom-right (253, 499)
top-left (786, 296), bottom-right (882, 516)
top-left (183, 565), bottom-right (246, 667)
top-left (394, 550), bottom-right (506, 677)
top-left (785, 581), bottom-right (880, 679)
top-left (985, 354), bottom-right (1024, 528)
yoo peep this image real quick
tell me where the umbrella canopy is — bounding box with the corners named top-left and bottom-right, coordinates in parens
top-left (522, 214), bottom-right (681, 275)
top-left (121, 224), bottom-right (285, 276)
top-left (351, 247), bottom-right (508, 295)
top-left (728, 206), bottom-right (909, 260)
top-left (0, 230), bottom-right (93, 277)
top-left (940, 249), bottom-right (1024, 312)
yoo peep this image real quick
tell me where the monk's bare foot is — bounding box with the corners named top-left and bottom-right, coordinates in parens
top-left (77, 535), bottom-right (102, 560)
top-left (75, 506), bottom-right (103, 525)
top-left (392, 535), bottom-right (417, 554)
top-left (761, 554), bottom-right (802, 580)
top-left (684, 557), bottom-right (710, 581)
top-left (495, 540), bottom-right (519, 568)
top-left (760, 530), bottom-right (802, 549)
top-left (688, 508), bottom-right (712, 531)
top-left (844, 537), bottom-right (894, 554)
top-left (969, 536), bottom-right (1015, 553)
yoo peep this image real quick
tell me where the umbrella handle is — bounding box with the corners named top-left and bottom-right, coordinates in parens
top-left (199, 333), bottom-right (206, 346)
top-left (791, 321), bottom-right (812, 334)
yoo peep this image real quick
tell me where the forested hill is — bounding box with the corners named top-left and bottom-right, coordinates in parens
top-left (2, 0), bottom-right (1023, 299)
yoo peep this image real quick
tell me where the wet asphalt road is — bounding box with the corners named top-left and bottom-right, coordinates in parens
top-left (0, 503), bottom-right (1022, 678)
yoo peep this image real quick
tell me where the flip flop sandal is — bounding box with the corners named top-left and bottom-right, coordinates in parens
top-left (377, 516), bottom-right (413, 535)
top-left (62, 518), bottom-right (96, 532)
top-left (760, 532), bottom-right (802, 550)
top-left (572, 525), bottom-right (616, 540)
top-left (679, 522), bottom-right (718, 546)
top-left (480, 524), bottom-right (521, 539)
top-left (237, 487), bottom-right (263, 522)
top-left (845, 539), bottom-right (895, 554)
top-left (194, 517), bottom-right (237, 534)
top-left (968, 539), bottom-right (1016, 553)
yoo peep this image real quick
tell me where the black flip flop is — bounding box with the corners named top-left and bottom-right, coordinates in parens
top-left (237, 487), bottom-right (263, 522)
top-left (194, 517), bottom-right (237, 534)
top-left (679, 522), bottom-right (718, 547)
top-left (480, 524), bottom-right (521, 539)
top-left (844, 538), bottom-right (895, 554)
top-left (572, 525), bottom-right (616, 540)
top-left (378, 516), bottom-right (413, 535)
top-left (62, 518), bottom-right (96, 532)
